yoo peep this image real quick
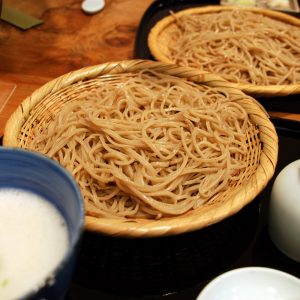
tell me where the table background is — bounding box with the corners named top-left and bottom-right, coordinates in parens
top-left (0, 1), bottom-right (300, 299)
top-left (0, 0), bottom-right (153, 135)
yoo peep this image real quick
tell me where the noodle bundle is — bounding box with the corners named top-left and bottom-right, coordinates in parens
top-left (163, 9), bottom-right (300, 85)
top-left (23, 70), bottom-right (256, 219)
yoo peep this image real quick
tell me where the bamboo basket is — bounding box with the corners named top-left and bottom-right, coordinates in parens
top-left (3, 60), bottom-right (278, 237)
top-left (148, 5), bottom-right (300, 97)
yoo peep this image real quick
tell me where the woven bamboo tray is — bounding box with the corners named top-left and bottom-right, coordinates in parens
top-left (148, 5), bottom-right (300, 97)
top-left (3, 59), bottom-right (278, 237)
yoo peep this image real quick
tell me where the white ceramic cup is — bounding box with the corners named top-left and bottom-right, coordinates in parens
top-left (196, 267), bottom-right (300, 300)
top-left (268, 159), bottom-right (300, 262)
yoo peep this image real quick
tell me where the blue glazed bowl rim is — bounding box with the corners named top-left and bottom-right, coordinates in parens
top-left (0, 146), bottom-right (85, 299)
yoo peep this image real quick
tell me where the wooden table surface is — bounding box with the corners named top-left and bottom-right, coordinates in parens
top-left (0, 0), bottom-right (299, 136)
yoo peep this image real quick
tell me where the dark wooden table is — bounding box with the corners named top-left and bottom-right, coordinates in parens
top-left (0, 0), bottom-right (153, 135)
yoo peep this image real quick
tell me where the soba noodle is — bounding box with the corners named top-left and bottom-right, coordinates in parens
top-left (24, 70), bottom-right (255, 219)
top-left (166, 9), bottom-right (300, 85)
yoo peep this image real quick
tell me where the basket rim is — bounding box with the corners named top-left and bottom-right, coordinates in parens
top-left (147, 5), bottom-right (300, 96)
top-left (3, 59), bottom-right (278, 237)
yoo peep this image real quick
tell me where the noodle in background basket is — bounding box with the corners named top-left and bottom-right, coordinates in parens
top-left (164, 9), bottom-right (300, 86)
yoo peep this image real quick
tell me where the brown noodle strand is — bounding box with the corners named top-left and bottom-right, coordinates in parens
top-left (23, 70), bottom-right (257, 219)
top-left (167, 9), bottom-right (300, 85)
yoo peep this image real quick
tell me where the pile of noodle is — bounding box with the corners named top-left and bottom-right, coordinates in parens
top-left (25, 70), bottom-right (256, 219)
top-left (166, 9), bottom-right (300, 85)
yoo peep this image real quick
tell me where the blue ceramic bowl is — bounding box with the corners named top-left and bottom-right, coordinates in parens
top-left (0, 147), bottom-right (84, 300)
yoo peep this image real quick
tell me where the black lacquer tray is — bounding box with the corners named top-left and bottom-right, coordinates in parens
top-left (134, 0), bottom-right (300, 114)
top-left (0, 119), bottom-right (299, 300)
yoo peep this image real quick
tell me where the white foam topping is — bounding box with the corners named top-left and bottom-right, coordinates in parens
top-left (0, 188), bottom-right (69, 300)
